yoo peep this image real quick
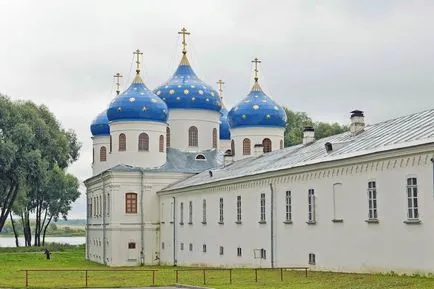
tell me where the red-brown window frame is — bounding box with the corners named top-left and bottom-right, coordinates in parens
top-left (125, 193), bottom-right (137, 214)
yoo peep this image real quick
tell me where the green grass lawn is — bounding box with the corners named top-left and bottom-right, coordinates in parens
top-left (1, 246), bottom-right (434, 288)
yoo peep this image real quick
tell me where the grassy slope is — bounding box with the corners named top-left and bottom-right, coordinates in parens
top-left (1, 247), bottom-right (433, 289)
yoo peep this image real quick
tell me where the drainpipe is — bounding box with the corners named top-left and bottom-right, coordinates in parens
top-left (101, 174), bottom-right (106, 265)
top-left (86, 190), bottom-right (89, 260)
top-left (172, 196), bottom-right (177, 266)
top-left (269, 183), bottom-right (275, 269)
top-left (431, 158), bottom-right (434, 198)
top-left (140, 170), bottom-right (145, 265)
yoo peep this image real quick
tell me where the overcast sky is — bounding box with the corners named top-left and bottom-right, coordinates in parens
top-left (1, 0), bottom-right (433, 219)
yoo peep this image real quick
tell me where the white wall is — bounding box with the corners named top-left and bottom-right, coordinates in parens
top-left (109, 121), bottom-right (167, 169)
top-left (91, 135), bottom-right (110, 175)
top-left (231, 127), bottom-right (284, 161)
top-left (168, 109), bottom-right (220, 152)
top-left (219, 139), bottom-right (231, 154)
top-left (85, 170), bottom-right (192, 266)
top-left (159, 148), bottom-right (434, 273)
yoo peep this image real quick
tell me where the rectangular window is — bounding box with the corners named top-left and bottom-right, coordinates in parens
top-left (368, 181), bottom-right (378, 220)
top-left (236, 195), bottom-right (242, 223)
top-left (162, 242), bottom-right (165, 250)
top-left (260, 193), bottom-right (266, 222)
top-left (285, 191), bottom-right (292, 222)
top-left (407, 177), bottom-right (419, 220)
top-left (309, 253), bottom-right (316, 265)
top-left (128, 242), bottom-right (136, 249)
top-left (260, 248), bottom-right (266, 259)
top-left (180, 243), bottom-right (184, 251)
top-left (202, 199), bottom-right (207, 224)
top-left (125, 193), bottom-right (137, 214)
top-left (308, 189), bottom-right (315, 223)
top-left (219, 198), bottom-right (224, 224)
top-left (189, 243), bottom-right (193, 252)
top-left (180, 202), bottom-right (184, 225)
top-left (219, 246), bottom-right (224, 255)
top-left (203, 244), bottom-right (207, 253)
top-left (188, 201), bottom-right (193, 224)
top-left (237, 247), bottom-right (242, 257)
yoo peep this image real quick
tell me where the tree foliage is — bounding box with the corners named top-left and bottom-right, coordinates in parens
top-left (0, 95), bottom-right (81, 240)
top-left (283, 107), bottom-right (349, 147)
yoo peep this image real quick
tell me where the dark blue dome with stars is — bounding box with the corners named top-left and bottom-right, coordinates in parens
top-left (107, 74), bottom-right (168, 123)
top-left (90, 110), bottom-right (110, 136)
top-left (228, 82), bottom-right (287, 128)
top-left (153, 54), bottom-right (221, 112)
top-left (219, 106), bottom-right (231, 140)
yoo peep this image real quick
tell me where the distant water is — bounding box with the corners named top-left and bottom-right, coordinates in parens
top-left (0, 236), bottom-right (85, 247)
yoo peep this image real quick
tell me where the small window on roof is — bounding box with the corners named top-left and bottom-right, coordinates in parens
top-left (195, 154), bottom-right (206, 160)
top-left (325, 142), bottom-right (333, 153)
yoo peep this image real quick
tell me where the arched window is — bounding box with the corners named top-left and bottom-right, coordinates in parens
top-left (231, 140), bottom-right (235, 156)
top-left (243, 138), bottom-right (251, 155)
top-left (195, 154), bottom-right (206, 160)
top-left (280, 139), bottom-right (284, 150)
top-left (125, 193), bottom-right (137, 214)
top-left (263, 138), bottom-right (272, 153)
top-left (166, 127), bottom-right (171, 148)
top-left (188, 126), bottom-right (198, 147)
top-left (100, 146), bottom-right (107, 162)
top-left (109, 135), bottom-right (112, 153)
top-left (159, 135), bottom-right (164, 152)
top-left (119, 133), bottom-right (126, 151)
top-left (138, 133), bottom-right (149, 151)
top-left (212, 128), bottom-right (217, 149)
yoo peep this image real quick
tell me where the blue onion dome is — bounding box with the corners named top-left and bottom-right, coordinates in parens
top-left (153, 53), bottom-right (221, 112)
top-left (219, 103), bottom-right (231, 140)
top-left (107, 73), bottom-right (168, 123)
top-left (228, 81), bottom-right (287, 129)
top-left (90, 110), bottom-right (110, 136)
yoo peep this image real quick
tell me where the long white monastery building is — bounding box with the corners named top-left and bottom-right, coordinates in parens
top-left (85, 29), bottom-right (434, 274)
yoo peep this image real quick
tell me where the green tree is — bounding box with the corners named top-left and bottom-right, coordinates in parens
top-left (0, 95), bottom-right (81, 239)
top-left (283, 107), bottom-right (348, 146)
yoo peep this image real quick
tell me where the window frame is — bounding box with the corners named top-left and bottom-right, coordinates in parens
top-left (180, 202), bottom-right (184, 225)
top-left (285, 190), bottom-right (292, 223)
top-left (119, 133), bottom-right (126, 151)
top-left (243, 138), bottom-right (251, 155)
top-left (367, 181), bottom-right (378, 220)
top-left (236, 195), bottom-right (242, 223)
top-left (188, 126), bottom-right (198, 147)
top-left (219, 197), bottom-right (224, 224)
top-left (262, 138), bottom-right (272, 153)
top-left (307, 189), bottom-right (316, 224)
top-left (212, 128), bottom-right (217, 149)
top-left (406, 177), bottom-right (419, 221)
top-left (125, 193), bottom-right (137, 214)
top-left (166, 127), bottom-right (170, 148)
top-left (237, 247), bottom-right (242, 257)
top-left (99, 146), bottom-right (107, 162)
top-left (202, 199), bottom-right (207, 224)
top-left (260, 193), bottom-right (266, 223)
top-left (138, 133), bottom-right (149, 151)
top-left (188, 201), bottom-right (193, 224)
top-left (159, 135), bottom-right (164, 152)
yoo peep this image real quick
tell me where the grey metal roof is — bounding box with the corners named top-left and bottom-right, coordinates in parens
top-left (163, 108), bottom-right (434, 191)
top-left (107, 148), bottom-right (223, 174)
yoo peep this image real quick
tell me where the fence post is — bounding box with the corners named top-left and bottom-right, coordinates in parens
top-left (255, 269), bottom-right (258, 282)
top-left (176, 270), bottom-right (179, 283)
top-left (280, 268), bottom-right (283, 281)
top-left (229, 269), bottom-right (232, 284)
top-left (85, 270), bottom-right (88, 287)
top-left (203, 269), bottom-right (206, 285)
top-left (305, 268), bottom-right (308, 277)
top-left (25, 270), bottom-right (28, 289)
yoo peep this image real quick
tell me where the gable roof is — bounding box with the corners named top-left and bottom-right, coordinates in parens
top-left (162, 108), bottom-right (434, 192)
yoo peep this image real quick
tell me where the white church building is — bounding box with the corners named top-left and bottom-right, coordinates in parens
top-left (85, 29), bottom-right (434, 274)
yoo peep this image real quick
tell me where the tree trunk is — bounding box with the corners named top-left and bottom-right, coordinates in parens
top-left (21, 210), bottom-right (32, 247)
top-left (9, 212), bottom-right (19, 247)
top-left (42, 215), bottom-right (53, 246)
top-left (0, 183), bottom-right (18, 232)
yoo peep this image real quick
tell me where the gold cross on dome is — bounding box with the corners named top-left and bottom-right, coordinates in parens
top-left (113, 72), bottom-right (123, 95)
top-left (252, 57), bottom-right (261, 82)
top-left (216, 80), bottom-right (225, 97)
top-left (133, 49), bottom-right (143, 73)
top-left (178, 27), bottom-right (191, 54)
